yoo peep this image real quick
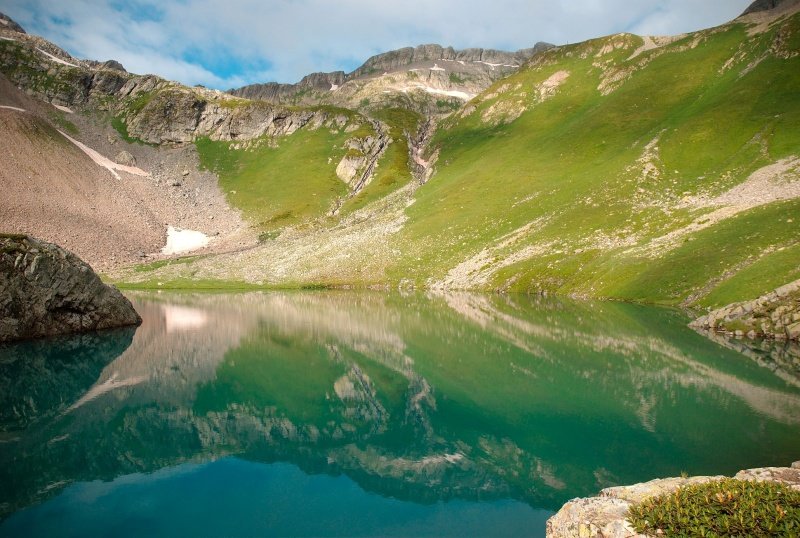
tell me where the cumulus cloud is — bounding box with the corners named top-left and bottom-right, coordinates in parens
top-left (0, 0), bottom-right (752, 89)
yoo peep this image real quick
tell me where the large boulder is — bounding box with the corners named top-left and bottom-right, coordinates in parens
top-left (0, 234), bottom-right (141, 342)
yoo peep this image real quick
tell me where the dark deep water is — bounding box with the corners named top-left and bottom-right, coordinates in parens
top-left (0, 291), bottom-right (798, 537)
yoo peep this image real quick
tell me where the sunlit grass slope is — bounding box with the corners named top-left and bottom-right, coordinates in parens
top-left (388, 15), bottom-right (800, 306)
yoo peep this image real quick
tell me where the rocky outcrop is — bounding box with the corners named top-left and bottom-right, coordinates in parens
top-left (335, 121), bottom-right (390, 194)
top-left (546, 462), bottom-right (800, 537)
top-left (742, 0), bottom-right (796, 16)
top-left (114, 150), bottom-right (136, 166)
top-left (119, 83), bottom-right (361, 144)
top-left (0, 235), bottom-right (141, 342)
top-left (0, 12), bottom-right (25, 34)
top-left (101, 59), bottom-right (126, 72)
top-left (691, 280), bottom-right (800, 341)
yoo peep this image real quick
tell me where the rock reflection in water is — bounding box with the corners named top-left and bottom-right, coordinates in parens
top-left (1, 291), bottom-right (799, 521)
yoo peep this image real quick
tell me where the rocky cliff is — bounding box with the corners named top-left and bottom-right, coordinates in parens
top-left (0, 235), bottom-right (141, 342)
top-left (0, 16), bottom-right (370, 145)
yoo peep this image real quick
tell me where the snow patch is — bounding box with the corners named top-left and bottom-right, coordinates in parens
top-left (53, 104), bottom-right (73, 113)
top-left (162, 226), bottom-right (210, 255)
top-left (36, 48), bottom-right (79, 68)
top-left (430, 63), bottom-right (446, 71)
top-left (57, 129), bottom-right (150, 180)
top-left (0, 36), bottom-right (16, 42)
top-left (67, 373), bottom-right (147, 412)
top-left (473, 60), bottom-right (518, 69)
top-left (421, 86), bottom-right (473, 99)
top-left (0, 105), bottom-right (25, 112)
top-left (330, 84), bottom-right (339, 91)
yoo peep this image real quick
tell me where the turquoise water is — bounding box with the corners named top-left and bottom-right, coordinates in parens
top-left (1, 291), bottom-right (798, 537)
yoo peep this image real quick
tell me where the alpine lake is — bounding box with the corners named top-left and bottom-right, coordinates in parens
top-left (1, 291), bottom-right (798, 537)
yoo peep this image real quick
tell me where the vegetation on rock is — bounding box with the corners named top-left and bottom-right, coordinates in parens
top-left (628, 478), bottom-right (800, 537)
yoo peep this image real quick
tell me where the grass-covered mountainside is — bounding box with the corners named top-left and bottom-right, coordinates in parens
top-left (1, 2), bottom-right (799, 310)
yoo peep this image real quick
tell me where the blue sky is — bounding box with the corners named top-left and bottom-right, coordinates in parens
top-left (0, 0), bottom-right (753, 89)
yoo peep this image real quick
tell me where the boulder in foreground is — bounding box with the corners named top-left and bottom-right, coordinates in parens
top-left (0, 234), bottom-right (141, 342)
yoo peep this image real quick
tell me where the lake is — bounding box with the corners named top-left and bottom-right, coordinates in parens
top-left (1, 291), bottom-right (798, 537)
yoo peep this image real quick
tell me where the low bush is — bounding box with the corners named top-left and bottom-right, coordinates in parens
top-left (628, 478), bottom-right (800, 537)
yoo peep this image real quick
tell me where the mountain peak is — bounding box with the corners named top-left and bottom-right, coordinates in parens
top-left (741, 0), bottom-right (800, 16)
top-left (0, 12), bottom-right (26, 34)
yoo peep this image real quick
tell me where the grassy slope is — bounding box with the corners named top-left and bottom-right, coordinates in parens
top-left (386, 16), bottom-right (800, 306)
top-left (196, 129), bottom-right (351, 232)
top-left (194, 106), bottom-right (419, 232)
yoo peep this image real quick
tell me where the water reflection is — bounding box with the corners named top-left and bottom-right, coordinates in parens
top-left (1, 291), bottom-right (798, 521)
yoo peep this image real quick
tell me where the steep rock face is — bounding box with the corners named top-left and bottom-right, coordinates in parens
top-left (0, 235), bottom-right (141, 342)
top-left (120, 82), bottom-right (359, 144)
top-left (0, 12), bottom-right (25, 34)
top-left (742, 0), bottom-right (796, 16)
top-left (335, 121), bottom-right (391, 195)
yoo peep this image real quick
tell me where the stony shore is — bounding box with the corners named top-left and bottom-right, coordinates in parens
top-left (546, 462), bottom-right (800, 537)
top-left (691, 280), bottom-right (800, 341)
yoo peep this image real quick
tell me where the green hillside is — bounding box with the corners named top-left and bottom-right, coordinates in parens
top-left (387, 15), bottom-right (800, 306)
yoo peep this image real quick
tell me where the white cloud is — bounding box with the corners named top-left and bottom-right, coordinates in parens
top-left (0, 0), bottom-right (754, 89)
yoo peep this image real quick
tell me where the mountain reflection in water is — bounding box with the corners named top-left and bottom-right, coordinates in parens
top-left (1, 291), bottom-right (798, 532)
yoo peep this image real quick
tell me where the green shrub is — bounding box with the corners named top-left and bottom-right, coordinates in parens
top-left (628, 478), bottom-right (800, 537)
top-left (449, 72), bottom-right (465, 84)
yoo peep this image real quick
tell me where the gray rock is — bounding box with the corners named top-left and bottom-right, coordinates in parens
top-left (101, 59), bottom-right (126, 72)
top-left (0, 235), bottom-right (141, 342)
top-left (786, 321), bottom-right (800, 340)
top-left (0, 12), bottom-right (25, 34)
top-left (741, 0), bottom-right (794, 16)
top-left (114, 150), bottom-right (136, 166)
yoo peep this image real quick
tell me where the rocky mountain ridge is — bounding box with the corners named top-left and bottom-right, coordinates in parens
top-left (230, 42), bottom-right (554, 113)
